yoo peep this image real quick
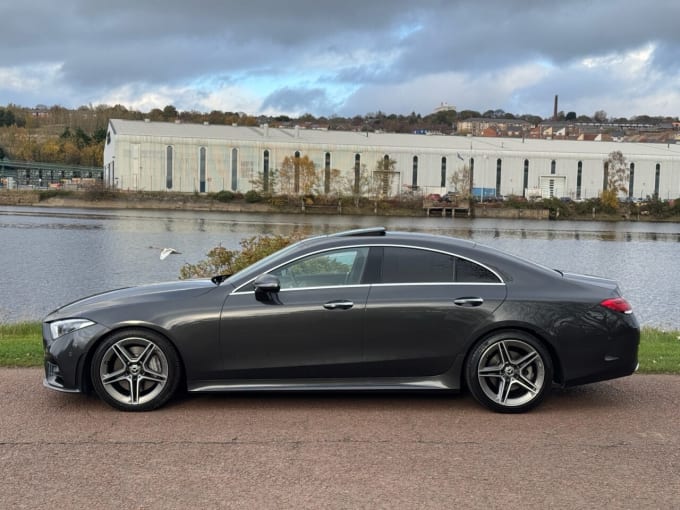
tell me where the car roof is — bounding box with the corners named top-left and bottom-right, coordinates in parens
top-left (303, 227), bottom-right (478, 252)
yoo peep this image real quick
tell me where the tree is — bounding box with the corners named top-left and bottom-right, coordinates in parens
top-left (601, 150), bottom-right (628, 210)
top-left (279, 154), bottom-right (319, 195)
top-left (593, 110), bottom-right (608, 123)
top-left (343, 163), bottom-right (371, 206)
top-left (449, 164), bottom-right (472, 199)
top-left (0, 108), bottom-right (16, 127)
top-left (373, 156), bottom-right (397, 197)
top-left (250, 168), bottom-right (280, 195)
top-left (39, 140), bottom-right (61, 162)
top-left (162, 105), bottom-right (178, 120)
top-left (458, 110), bottom-right (482, 120)
top-left (566, 111), bottom-right (577, 121)
top-left (208, 110), bottom-right (226, 125)
top-left (327, 168), bottom-right (344, 195)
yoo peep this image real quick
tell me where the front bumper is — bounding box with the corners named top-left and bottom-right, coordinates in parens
top-left (42, 321), bottom-right (109, 392)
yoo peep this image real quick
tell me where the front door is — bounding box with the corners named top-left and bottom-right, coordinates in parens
top-left (218, 247), bottom-right (371, 379)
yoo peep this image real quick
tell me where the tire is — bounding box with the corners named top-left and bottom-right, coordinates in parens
top-left (465, 331), bottom-right (553, 413)
top-left (90, 329), bottom-right (181, 411)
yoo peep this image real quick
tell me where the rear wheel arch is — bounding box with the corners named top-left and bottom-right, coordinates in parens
top-left (463, 328), bottom-right (556, 413)
top-left (463, 325), bottom-right (563, 386)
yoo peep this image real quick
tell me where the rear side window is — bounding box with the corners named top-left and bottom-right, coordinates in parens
top-left (455, 257), bottom-right (500, 283)
top-left (381, 247), bottom-right (500, 284)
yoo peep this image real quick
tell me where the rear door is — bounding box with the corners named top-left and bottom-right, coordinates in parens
top-left (363, 246), bottom-right (506, 377)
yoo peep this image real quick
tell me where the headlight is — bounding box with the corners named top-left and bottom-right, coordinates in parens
top-left (49, 319), bottom-right (96, 339)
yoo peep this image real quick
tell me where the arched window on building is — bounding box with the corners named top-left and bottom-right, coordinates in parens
top-left (294, 151), bottom-right (301, 194)
top-left (496, 158), bottom-right (502, 196)
top-left (603, 161), bottom-right (609, 191)
top-left (550, 160), bottom-right (556, 175)
top-left (412, 156), bottom-right (418, 189)
top-left (655, 163), bottom-right (661, 198)
top-left (263, 150), bottom-right (270, 192)
top-left (523, 159), bottom-right (529, 196)
top-left (324, 152), bottom-right (331, 194)
top-left (231, 148), bottom-right (238, 191)
top-left (468, 157), bottom-right (474, 191)
top-left (354, 154), bottom-right (361, 194)
top-left (199, 147), bottom-right (206, 193)
top-left (440, 157), bottom-right (447, 188)
top-left (576, 161), bottom-right (583, 199)
top-left (628, 162), bottom-right (635, 198)
top-left (166, 146), bottom-right (173, 189)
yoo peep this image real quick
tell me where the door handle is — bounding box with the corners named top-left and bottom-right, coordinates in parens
top-left (454, 297), bottom-right (484, 307)
top-left (323, 300), bottom-right (354, 310)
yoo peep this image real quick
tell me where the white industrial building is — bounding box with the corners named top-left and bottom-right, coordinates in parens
top-left (103, 119), bottom-right (680, 200)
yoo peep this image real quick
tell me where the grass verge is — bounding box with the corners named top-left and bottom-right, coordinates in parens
top-left (0, 322), bottom-right (43, 367)
top-left (637, 327), bottom-right (680, 373)
top-left (1, 322), bottom-right (679, 373)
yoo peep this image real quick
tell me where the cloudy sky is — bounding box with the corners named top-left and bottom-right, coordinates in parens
top-left (2, 0), bottom-right (679, 119)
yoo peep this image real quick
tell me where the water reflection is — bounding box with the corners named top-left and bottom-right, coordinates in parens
top-left (0, 206), bottom-right (678, 329)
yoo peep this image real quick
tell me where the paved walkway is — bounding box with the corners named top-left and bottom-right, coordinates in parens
top-left (1, 369), bottom-right (678, 509)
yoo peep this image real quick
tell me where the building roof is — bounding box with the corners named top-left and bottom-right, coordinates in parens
top-left (108, 119), bottom-right (680, 160)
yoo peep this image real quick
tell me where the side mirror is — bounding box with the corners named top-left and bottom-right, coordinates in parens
top-left (253, 274), bottom-right (281, 293)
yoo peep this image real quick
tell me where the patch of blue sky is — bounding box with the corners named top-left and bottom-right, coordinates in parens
top-left (395, 22), bottom-right (424, 40)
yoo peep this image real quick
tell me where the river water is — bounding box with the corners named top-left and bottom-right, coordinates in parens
top-left (1, 205), bottom-right (678, 329)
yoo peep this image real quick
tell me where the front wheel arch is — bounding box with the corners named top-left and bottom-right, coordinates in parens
top-left (87, 327), bottom-right (184, 411)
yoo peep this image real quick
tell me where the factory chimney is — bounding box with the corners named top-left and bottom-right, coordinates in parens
top-left (553, 95), bottom-right (559, 120)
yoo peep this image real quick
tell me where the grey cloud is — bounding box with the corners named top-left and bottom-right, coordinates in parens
top-left (261, 87), bottom-right (337, 115)
top-left (1, 0), bottom-right (680, 115)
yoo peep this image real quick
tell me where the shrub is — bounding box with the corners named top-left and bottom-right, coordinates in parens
top-left (179, 233), bottom-right (304, 279)
top-left (214, 190), bottom-right (235, 202)
top-left (38, 189), bottom-right (61, 201)
top-left (244, 190), bottom-right (263, 203)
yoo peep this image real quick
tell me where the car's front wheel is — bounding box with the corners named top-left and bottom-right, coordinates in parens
top-left (90, 329), bottom-right (181, 411)
top-left (465, 331), bottom-right (553, 413)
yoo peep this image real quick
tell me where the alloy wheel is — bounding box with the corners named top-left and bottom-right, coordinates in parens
top-left (98, 336), bottom-right (170, 406)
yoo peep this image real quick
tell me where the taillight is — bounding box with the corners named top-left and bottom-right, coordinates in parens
top-left (600, 297), bottom-right (633, 314)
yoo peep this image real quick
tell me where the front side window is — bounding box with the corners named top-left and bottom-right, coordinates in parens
top-left (381, 247), bottom-right (499, 284)
top-left (270, 248), bottom-right (369, 289)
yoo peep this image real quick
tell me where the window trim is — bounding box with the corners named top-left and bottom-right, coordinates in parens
top-left (377, 245), bottom-right (503, 286)
top-left (231, 243), bottom-right (505, 294)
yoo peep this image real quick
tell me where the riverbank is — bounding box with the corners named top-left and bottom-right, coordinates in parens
top-left (2, 188), bottom-right (678, 221)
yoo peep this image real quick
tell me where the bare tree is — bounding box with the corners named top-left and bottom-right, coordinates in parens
top-left (601, 150), bottom-right (628, 211)
top-left (373, 156), bottom-right (398, 197)
top-left (593, 110), bottom-right (608, 123)
top-left (343, 163), bottom-right (371, 206)
top-left (449, 163), bottom-right (471, 199)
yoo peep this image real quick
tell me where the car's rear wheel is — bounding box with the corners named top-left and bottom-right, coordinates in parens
top-left (465, 331), bottom-right (553, 413)
top-left (90, 329), bottom-right (181, 411)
